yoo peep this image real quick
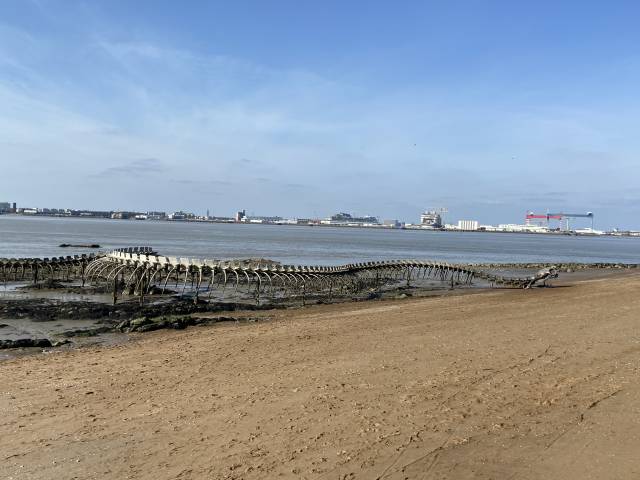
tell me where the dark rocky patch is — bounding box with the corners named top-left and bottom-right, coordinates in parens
top-left (18, 280), bottom-right (115, 294)
top-left (60, 325), bottom-right (115, 338)
top-left (116, 314), bottom-right (254, 333)
top-left (0, 338), bottom-right (52, 349)
top-left (59, 243), bottom-right (100, 248)
top-left (0, 296), bottom-right (282, 322)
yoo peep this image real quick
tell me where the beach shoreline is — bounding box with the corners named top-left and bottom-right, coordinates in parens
top-left (1, 269), bottom-right (639, 479)
top-left (1, 266), bottom-right (634, 357)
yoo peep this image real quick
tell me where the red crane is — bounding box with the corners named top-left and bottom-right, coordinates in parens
top-left (526, 213), bottom-right (562, 221)
top-left (525, 212), bottom-right (594, 230)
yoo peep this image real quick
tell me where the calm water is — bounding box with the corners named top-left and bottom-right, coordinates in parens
top-left (0, 215), bottom-right (638, 265)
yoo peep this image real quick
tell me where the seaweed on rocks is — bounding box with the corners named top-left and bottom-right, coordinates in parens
top-left (0, 296), bottom-right (283, 322)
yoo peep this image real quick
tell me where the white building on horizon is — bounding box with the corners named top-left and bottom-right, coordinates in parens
top-left (457, 220), bottom-right (479, 231)
top-left (498, 223), bottom-right (549, 233)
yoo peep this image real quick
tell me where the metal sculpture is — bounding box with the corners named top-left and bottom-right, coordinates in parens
top-left (0, 254), bottom-right (96, 285)
top-left (0, 248), bottom-right (153, 285)
top-left (1, 247), bottom-right (558, 304)
top-left (83, 248), bottom-right (558, 304)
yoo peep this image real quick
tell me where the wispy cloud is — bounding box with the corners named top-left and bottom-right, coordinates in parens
top-left (92, 158), bottom-right (165, 177)
top-left (171, 179), bottom-right (233, 186)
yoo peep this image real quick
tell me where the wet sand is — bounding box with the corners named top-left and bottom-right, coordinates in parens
top-left (1, 270), bottom-right (639, 479)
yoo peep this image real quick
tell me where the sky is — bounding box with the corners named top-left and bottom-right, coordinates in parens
top-left (0, 0), bottom-right (639, 229)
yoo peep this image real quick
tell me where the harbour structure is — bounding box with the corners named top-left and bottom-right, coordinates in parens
top-left (167, 211), bottom-right (193, 220)
top-left (235, 210), bottom-right (246, 222)
top-left (383, 219), bottom-right (403, 228)
top-left (574, 227), bottom-right (605, 235)
top-left (19, 208), bottom-right (39, 215)
top-left (111, 211), bottom-right (143, 220)
top-left (243, 215), bottom-right (284, 224)
top-left (322, 213), bottom-right (380, 226)
top-left (146, 211), bottom-right (167, 220)
top-left (420, 210), bottom-right (443, 228)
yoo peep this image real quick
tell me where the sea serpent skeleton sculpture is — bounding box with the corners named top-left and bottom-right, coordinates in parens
top-left (78, 247), bottom-right (559, 303)
top-left (0, 254), bottom-right (97, 285)
top-left (0, 247), bottom-right (558, 302)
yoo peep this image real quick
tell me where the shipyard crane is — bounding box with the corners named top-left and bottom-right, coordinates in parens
top-left (548, 212), bottom-right (594, 230)
top-left (525, 211), bottom-right (594, 230)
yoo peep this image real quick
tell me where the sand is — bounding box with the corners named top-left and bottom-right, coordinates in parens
top-left (1, 271), bottom-right (640, 479)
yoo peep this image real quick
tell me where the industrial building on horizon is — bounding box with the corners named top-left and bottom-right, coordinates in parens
top-left (419, 210), bottom-right (443, 229)
top-left (0, 202), bottom-right (17, 214)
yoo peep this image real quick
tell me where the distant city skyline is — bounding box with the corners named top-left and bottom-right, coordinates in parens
top-left (1, 1), bottom-right (639, 229)
top-left (1, 201), bottom-right (615, 233)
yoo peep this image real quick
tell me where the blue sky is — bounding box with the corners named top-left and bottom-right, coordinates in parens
top-left (1, 1), bottom-right (639, 228)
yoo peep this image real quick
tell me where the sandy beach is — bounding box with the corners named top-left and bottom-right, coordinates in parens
top-left (2, 270), bottom-right (639, 479)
